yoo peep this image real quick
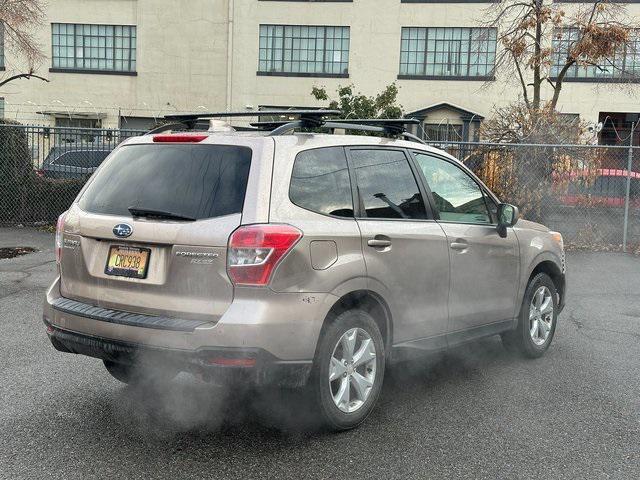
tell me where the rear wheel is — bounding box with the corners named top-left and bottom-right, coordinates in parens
top-left (103, 359), bottom-right (177, 385)
top-left (310, 309), bottom-right (385, 431)
top-left (502, 272), bottom-right (558, 358)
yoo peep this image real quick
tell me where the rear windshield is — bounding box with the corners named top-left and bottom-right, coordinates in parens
top-left (78, 144), bottom-right (252, 220)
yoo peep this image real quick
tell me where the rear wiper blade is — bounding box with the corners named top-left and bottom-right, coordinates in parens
top-left (128, 207), bottom-right (196, 221)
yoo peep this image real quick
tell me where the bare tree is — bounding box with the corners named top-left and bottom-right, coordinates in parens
top-left (490, 0), bottom-right (635, 113)
top-left (0, 0), bottom-right (49, 87)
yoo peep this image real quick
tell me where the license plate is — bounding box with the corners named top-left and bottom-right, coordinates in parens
top-left (105, 246), bottom-right (150, 279)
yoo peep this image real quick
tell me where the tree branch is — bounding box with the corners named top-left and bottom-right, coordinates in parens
top-left (550, 58), bottom-right (576, 109)
top-left (0, 72), bottom-right (49, 88)
top-left (510, 49), bottom-right (531, 110)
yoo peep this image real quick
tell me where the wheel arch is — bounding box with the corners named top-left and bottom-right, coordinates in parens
top-left (318, 290), bottom-right (393, 356)
top-left (528, 259), bottom-right (565, 308)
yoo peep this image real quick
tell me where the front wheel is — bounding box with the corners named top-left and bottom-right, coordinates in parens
top-left (310, 309), bottom-right (385, 431)
top-left (502, 272), bottom-right (558, 358)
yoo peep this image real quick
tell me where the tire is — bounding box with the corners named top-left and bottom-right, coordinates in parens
top-left (501, 272), bottom-right (558, 358)
top-left (310, 309), bottom-right (385, 431)
top-left (103, 359), bottom-right (177, 385)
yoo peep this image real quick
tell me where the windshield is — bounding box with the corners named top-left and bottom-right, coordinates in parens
top-left (78, 144), bottom-right (252, 220)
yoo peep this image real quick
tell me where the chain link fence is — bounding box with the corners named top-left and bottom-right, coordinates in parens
top-left (1, 123), bottom-right (639, 251)
top-left (0, 124), bottom-right (144, 225)
top-left (428, 140), bottom-right (640, 252)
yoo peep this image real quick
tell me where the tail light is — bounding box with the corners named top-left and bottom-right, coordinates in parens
top-left (152, 134), bottom-right (208, 143)
top-left (35, 169), bottom-right (44, 177)
top-left (227, 224), bottom-right (302, 286)
top-left (55, 212), bottom-right (67, 265)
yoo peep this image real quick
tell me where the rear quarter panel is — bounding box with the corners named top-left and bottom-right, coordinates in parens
top-left (267, 137), bottom-right (367, 296)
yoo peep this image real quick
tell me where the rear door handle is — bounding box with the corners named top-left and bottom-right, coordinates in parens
top-left (450, 241), bottom-right (468, 251)
top-left (367, 238), bottom-right (392, 248)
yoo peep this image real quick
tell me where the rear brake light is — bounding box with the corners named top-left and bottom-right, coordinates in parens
top-left (55, 212), bottom-right (67, 265)
top-left (227, 224), bottom-right (302, 286)
top-left (152, 134), bottom-right (207, 143)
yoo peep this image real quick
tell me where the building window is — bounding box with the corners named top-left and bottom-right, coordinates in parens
top-left (55, 117), bottom-right (102, 144)
top-left (399, 27), bottom-right (497, 79)
top-left (422, 123), bottom-right (464, 142)
top-left (551, 28), bottom-right (640, 81)
top-left (258, 25), bottom-right (349, 77)
top-left (55, 117), bottom-right (101, 129)
top-left (51, 23), bottom-right (136, 74)
top-left (0, 22), bottom-right (5, 69)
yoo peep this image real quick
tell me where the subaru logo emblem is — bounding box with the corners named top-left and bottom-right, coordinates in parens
top-left (113, 223), bottom-right (133, 238)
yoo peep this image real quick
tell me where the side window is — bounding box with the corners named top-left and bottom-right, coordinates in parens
top-left (289, 147), bottom-right (354, 217)
top-left (414, 153), bottom-right (492, 224)
top-left (349, 149), bottom-right (428, 220)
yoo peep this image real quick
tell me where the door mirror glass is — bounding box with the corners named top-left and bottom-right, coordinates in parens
top-left (497, 203), bottom-right (519, 237)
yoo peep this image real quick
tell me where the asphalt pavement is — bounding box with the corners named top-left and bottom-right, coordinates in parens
top-left (1, 227), bottom-right (639, 480)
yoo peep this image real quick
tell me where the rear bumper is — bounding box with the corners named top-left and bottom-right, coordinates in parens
top-left (44, 276), bottom-right (337, 386)
top-left (44, 319), bottom-right (312, 387)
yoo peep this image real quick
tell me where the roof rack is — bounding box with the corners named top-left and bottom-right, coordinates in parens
top-left (151, 110), bottom-right (426, 144)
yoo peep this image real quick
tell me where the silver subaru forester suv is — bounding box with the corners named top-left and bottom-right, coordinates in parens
top-left (44, 115), bottom-right (566, 430)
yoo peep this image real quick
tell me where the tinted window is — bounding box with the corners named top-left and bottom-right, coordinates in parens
top-left (290, 147), bottom-right (354, 217)
top-left (52, 150), bottom-right (110, 168)
top-left (349, 149), bottom-right (427, 220)
top-left (79, 144), bottom-right (251, 220)
top-left (414, 153), bottom-right (491, 224)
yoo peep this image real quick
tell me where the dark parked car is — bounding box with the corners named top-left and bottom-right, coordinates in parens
top-left (38, 146), bottom-right (112, 179)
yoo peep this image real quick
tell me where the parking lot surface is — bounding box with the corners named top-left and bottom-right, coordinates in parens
top-left (1, 228), bottom-right (639, 479)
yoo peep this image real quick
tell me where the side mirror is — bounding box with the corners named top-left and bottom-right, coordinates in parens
top-left (497, 203), bottom-right (519, 238)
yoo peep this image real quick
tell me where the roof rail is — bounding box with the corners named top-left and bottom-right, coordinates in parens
top-left (330, 118), bottom-right (420, 134)
top-left (250, 117), bottom-right (426, 143)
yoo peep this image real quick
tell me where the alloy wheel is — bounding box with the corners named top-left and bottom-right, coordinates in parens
top-left (529, 286), bottom-right (554, 346)
top-left (329, 328), bottom-right (377, 413)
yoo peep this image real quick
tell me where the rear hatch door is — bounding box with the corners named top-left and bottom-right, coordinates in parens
top-left (59, 142), bottom-right (253, 323)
